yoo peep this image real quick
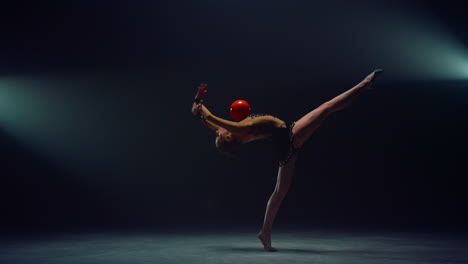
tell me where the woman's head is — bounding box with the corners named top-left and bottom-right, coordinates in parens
top-left (215, 127), bottom-right (241, 155)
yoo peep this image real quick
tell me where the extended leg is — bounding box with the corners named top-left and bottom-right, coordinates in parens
top-left (292, 70), bottom-right (382, 148)
top-left (258, 155), bottom-right (297, 251)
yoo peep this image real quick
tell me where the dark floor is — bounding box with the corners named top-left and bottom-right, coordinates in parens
top-left (1, 229), bottom-right (467, 264)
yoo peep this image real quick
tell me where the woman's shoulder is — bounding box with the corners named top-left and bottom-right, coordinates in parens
top-left (246, 114), bottom-right (285, 127)
top-left (247, 113), bottom-right (281, 120)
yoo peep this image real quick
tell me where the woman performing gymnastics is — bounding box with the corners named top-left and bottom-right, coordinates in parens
top-left (191, 69), bottom-right (383, 251)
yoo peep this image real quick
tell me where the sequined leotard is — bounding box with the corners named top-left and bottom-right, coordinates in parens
top-left (247, 114), bottom-right (298, 167)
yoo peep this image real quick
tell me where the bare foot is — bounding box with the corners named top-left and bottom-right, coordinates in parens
top-left (364, 69), bottom-right (384, 89)
top-left (258, 232), bottom-right (278, 252)
top-left (372, 69), bottom-right (384, 80)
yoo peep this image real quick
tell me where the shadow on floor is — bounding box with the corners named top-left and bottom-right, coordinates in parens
top-left (207, 245), bottom-right (467, 263)
top-left (209, 245), bottom-right (389, 254)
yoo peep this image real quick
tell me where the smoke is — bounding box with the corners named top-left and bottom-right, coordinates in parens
top-left (363, 2), bottom-right (468, 80)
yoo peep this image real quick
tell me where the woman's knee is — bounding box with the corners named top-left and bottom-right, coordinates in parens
top-left (272, 190), bottom-right (287, 202)
top-left (274, 185), bottom-right (290, 199)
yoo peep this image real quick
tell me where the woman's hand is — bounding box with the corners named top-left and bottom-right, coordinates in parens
top-left (192, 83), bottom-right (208, 116)
top-left (194, 83), bottom-right (208, 104)
top-left (192, 101), bottom-right (202, 116)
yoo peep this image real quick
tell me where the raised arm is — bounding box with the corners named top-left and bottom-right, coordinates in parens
top-left (199, 105), bottom-right (251, 135)
top-left (192, 83), bottom-right (251, 135)
top-left (200, 111), bottom-right (220, 131)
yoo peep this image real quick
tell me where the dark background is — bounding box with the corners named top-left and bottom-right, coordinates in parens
top-left (0, 0), bottom-right (466, 233)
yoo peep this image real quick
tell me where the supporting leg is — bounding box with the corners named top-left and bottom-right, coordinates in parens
top-left (258, 155), bottom-right (297, 251)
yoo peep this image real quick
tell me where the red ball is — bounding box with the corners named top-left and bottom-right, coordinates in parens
top-left (230, 100), bottom-right (251, 121)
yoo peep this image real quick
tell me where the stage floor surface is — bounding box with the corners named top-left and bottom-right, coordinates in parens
top-left (1, 228), bottom-right (467, 264)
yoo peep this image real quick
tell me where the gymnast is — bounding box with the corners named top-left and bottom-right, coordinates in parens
top-left (191, 69), bottom-right (383, 251)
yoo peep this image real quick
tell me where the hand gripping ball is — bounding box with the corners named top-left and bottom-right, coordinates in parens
top-left (230, 100), bottom-right (251, 121)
